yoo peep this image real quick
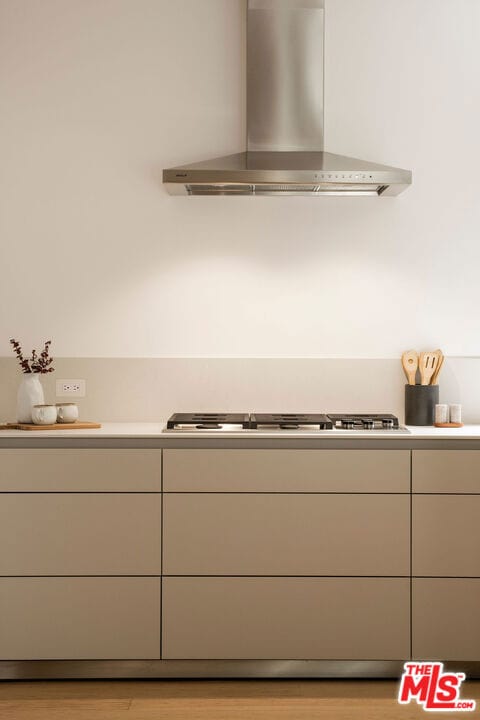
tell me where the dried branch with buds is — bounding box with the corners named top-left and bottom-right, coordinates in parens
top-left (10, 339), bottom-right (55, 374)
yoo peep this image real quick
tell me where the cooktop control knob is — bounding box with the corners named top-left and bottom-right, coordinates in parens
top-left (362, 419), bottom-right (375, 429)
top-left (382, 418), bottom-right (394, 429)
top-left (342, 419), bottom-right (355, 429)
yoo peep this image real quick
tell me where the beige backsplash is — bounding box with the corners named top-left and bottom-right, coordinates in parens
top-left (0, 357), bottom-right (478, 424)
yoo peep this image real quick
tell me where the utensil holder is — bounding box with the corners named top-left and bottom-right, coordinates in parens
top-left (405, 384), bottom-right (439, 426)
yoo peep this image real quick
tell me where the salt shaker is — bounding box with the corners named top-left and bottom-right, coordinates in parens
top-left (450, 404), bottom-right (462, 424)
top-left (435, 404), bottom-right (449, 424)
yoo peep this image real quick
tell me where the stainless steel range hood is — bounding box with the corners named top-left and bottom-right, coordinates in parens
top-left (163, 0), bottom-right (412, 197)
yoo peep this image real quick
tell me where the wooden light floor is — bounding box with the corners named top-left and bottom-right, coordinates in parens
top-left (1, 680), bottom-right (480, 720)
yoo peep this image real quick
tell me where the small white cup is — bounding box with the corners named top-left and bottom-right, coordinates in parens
top-left (31, 404), bottom-right (58, 425)
top-left (56, 403), bottom-right (79, 423)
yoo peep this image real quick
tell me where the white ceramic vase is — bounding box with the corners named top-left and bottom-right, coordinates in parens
top-left (17, 373), bottom-right (45, 423)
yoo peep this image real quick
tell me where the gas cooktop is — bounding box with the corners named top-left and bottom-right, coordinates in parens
top-left (164, 412), bottom-right (408, 433)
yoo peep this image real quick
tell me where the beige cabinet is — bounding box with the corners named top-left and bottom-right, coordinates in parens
top-left (412, 451), bottom-right (480, 661)
top-left (0, 493), bottom-right (161, 576)
top-left (0, 449), bottom-right (161, 492)
top-left (0, 447), bottom-right (162, 661)
top-left (164, 493), bottom-right (410, 576)
top-left (413, 579), bottom-right (480, 661)
top-left (163, 448), bottom-right (411, 663)
top-left (0, 445), bottom-right (417, 664)
top-left (413, 450), bottom-right (480, 493)
top-left (0, 577), bottom-right (161, 660)
top-left (413, 495), bottom-right (480, 577)
top-left (164, 449), bottom-right (410, 493)
top-left (163, 577), bottom-right (410, 660)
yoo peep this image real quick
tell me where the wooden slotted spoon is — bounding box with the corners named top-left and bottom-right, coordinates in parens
top-left (401, 350), bottom-right (418, 385)
top-left (430, 350), bottom-right (444, 385)
top-left (419, 351), bottom-right (440, 385)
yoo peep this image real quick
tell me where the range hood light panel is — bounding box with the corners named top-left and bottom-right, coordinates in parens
top-left (163, 1), bottom-right (412, 197)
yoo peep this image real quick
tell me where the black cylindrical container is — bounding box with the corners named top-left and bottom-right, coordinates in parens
top-left (405, 384), bottom-right (439, 426)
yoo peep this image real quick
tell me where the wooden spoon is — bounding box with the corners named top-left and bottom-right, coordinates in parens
top-left (419, 351), bottom-right (439, 385)
top-left (431, 350), bottom-right (444, 385)
top-left (401, 350), bottom-right (418, 385)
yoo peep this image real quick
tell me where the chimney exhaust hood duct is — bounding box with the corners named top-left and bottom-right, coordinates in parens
top-left (163, 0), bottom-right (412, 197)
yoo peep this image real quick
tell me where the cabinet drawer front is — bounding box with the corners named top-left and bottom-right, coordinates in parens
top-left (0, 494), bottom-right (161, 575)
top-left (413, 579), bottom-right (480, 661)
top-left (413, 495), bottom-right (480, 577)
top-left (163, 577), bottom-right (410, 660)
top-left (0, 449), bottom-right (161, 492)
top-left (163, 449), bottom-right (410, 493)
top-left (413, 450), bottom-right (480, 493)
top-left (0, 577), bottom-right (160, 660)
top-left (164, 494), bottom-right (410, 576)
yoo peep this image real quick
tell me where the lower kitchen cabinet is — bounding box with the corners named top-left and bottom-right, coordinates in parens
top-left (413, 450), bottom-right (480, 493)
top-left (162, 577), bottom-right (410, 660)
top-left (4, 445), bottom-right (480, 666)
top-left (0, 493), bottom-right (161, 576)
top-left (0, 577), bottom-right (161, 660)
top-left (413, 579), bottom-right (480, 661)
top-left (163, 494), bottom-right (409, 576)
top-left (0, 449), bottom-right (162, 492)
top-left (413, 495), bottom-right (480, 577)
top-left (163, 449), bottom-right (410, 493)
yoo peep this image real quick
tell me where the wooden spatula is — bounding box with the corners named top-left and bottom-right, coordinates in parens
top-left (419, 351), bottom-right (439, 385)
top-left (401, 350), bottom-right (418, 385)
top-left (431, 350), bottom-right (444, 385)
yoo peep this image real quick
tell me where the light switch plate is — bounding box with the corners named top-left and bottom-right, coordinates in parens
top-left (56, 379), bottom-right (86, 397)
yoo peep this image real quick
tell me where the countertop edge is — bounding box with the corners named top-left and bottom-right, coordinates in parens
top-left (1, 422), bottom-right (480, 449)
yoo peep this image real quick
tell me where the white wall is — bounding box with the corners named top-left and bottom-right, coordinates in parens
top-left (1, 0), bottom-right (480, 358)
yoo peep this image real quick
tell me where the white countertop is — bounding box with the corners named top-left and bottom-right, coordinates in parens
top-left (0, 422), bottom-right (165, 438)
top-left (1, 422), bottom-right (480, 439)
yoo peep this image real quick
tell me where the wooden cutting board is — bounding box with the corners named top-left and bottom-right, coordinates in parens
top-left (0, 422), bottom-right (102, 431)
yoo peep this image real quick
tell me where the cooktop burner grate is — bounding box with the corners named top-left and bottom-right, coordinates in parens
top-left (250, 414), bottom-right (333, 430)
top-left (328, 413), bottom-right (400, 430)
top-left (166, 413), bottom-right (251, 430)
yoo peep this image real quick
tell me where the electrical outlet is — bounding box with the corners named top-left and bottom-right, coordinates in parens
top-left (56, 379), bottom-right (86, 398)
